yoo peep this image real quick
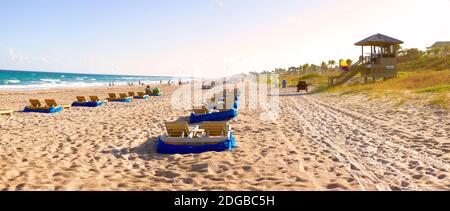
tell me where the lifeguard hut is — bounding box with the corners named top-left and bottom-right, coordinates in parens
top-left (328, 34), bottom-right (403, 86)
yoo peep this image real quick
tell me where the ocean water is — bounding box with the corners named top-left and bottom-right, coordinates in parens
top-left (0, 70), bottom-right (175, 91)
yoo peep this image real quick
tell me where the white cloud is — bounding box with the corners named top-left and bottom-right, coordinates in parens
top-left (9, 48), bottom-right (29, 62)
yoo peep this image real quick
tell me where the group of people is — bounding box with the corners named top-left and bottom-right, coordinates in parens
top-left (163, 80), bottom-right (186, 86)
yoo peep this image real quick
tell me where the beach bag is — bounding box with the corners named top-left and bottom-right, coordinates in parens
top-left (152, 88), bottom-right (161, 94)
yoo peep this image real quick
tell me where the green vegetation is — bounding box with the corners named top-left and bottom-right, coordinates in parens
top-left (398, 48), bottom-right (450, 71)
top-left (322, 70), bottom-right (450, 109)
top-left (299, 73), bottom-right (321, 80)
top-left (254, 44), bottom-right (449, 109)
top-left (416, 85), bottom-right (450, 93)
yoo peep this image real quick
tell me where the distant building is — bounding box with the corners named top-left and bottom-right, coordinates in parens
top-left (427, 41), bottom-right (450, 56)
top-left (428, 41), bottom-right (450, 49)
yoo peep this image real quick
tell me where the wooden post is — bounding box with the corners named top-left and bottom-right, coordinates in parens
top-left (361, 46), bottom-right (364, 61)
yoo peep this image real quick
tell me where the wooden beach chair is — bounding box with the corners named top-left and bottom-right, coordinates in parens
top-left (119, 93), bottom-right (129, 99)
top-left (107, 93), bottom-right (118, 100)
top-left (89, 96), bottom-right (108, 104)
top-left (26, 99), bottom-right (49, 110)
top-left (165, 122), bottom-right (202, 138)
top-left (203, 121), bottom-right (230, 137)
top-left (44, 99), bottom-right (71, 109)
top-left (137, 92), bottom-right (146, 97)
top-left (0, 110), bottom-right (13, 120)
top-left (193, 105), bottom-right (209, 114)
top-left (165, 122), bottom-right (191, 138)
top-left (128, 92), bottom-right (136, 98)
top-left (29, 99), bottom-right (43, 108)
top-left (76, 96), bottom-right (87, 103)
top-left (90, 96), bottom-right (101, 102)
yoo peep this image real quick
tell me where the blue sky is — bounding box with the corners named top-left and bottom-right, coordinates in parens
top-left (1, 0), bottom-right (449, 77)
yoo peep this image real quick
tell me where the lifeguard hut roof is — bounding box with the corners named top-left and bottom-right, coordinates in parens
top-left (355, 33), bottom-right (403, 46)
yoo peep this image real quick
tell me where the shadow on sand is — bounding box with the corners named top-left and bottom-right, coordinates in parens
top-left (105, 116), bottom-right (192, 161)
top-left (104, 137), bottom-right (170, 161)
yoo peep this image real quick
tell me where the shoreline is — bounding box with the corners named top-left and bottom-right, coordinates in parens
top-left (0, 84), bottom-right (175, 111)
top-left (0, 81), bottom-right (175, 92)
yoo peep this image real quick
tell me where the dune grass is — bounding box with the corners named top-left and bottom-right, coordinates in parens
top-left (416, 85), bottom-right (450, 93)
top-left (279, 72), bottom-right (335, 87)
top-left (429, 93), bottom-right (449, 109)
top-left (320, 70), bottom-right (450, 109)
top-left (324, 70), bottom-right (450, 92)
top-left (277, 70), bottom-right (448, 109)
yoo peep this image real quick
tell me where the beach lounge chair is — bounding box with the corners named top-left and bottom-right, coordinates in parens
top-left (0, 110), bottom-right (13, 120)
top-left (76, 96), bottom-right (87, 103)
top-left (119, 93), bottom-right (129, 99)
top-left (128, 92), bottom-right (135, 98)
top-left (107, 93), bottom-right (118, 100)
top-left (157, 121), bottom-right (236, 154)
top-left (24, 99), bottom-right (63, 113)
top-left (193, 105), bottom-right (210, 115)
top-left (189, 108), bottom-right (238, 124)
top-left (90, 96), bottom-right (106, 103)
top-left (202, 121), bottom-right (231, 137)
top-left (45, 99), bottom-right (71, 110)
top-left (133, 92), bottom-right (149, 99)
top-left (107, 93), bottom-right (132, 102)
top-left (29, 99), bottom-right (45, 109)
top-left (72, 96), bottom-right (105, 107)
top-left (164, 121), bottom-right (202, 138)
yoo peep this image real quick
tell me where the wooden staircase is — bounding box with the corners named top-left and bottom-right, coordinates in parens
top-left (328, 60), bottom-right (365, 87)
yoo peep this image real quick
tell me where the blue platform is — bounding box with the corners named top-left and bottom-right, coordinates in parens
top-left (148, 93), bottom-right (162, 96)
top-left (134, 95), bottom-right (149, 100)
top-left (72, 101), bottom-right (104, 107)
top-left (23, 106), bottom-right (63, 113)
top-left (189, 109), bottom-right (238, 124)
top-left (108, 98), bottom-right (132, 103)
top-left (157, 133), bottom-right (237, 154)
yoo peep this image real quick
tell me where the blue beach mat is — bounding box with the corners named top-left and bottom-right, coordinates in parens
top-left (189, 109), bottom-right (238, 124)
top-left (23, 106), bottom-right (63, 113)
top-left (71, 101), bottom-right (104, 107)
top-left (133, 95), bottom-right (149, 100)
top-left (157, 133), bottom-right (237, 154)
top-left (148, 93), bottom-right (162, 96)
top-left (109, 98), bottom-right (132, 103)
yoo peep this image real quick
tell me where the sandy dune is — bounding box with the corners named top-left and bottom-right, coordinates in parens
top-left (0, 86), bottom-right (448, 191)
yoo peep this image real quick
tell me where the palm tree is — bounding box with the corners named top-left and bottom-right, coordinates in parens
top-left (328, 60), bottom-right (336, 69)
top-left (302, 64), bottom-right (310, 72)
top-left (321, 61), bottom-right (328, 71)
top-left (346, 59), bottom-right (353, 66)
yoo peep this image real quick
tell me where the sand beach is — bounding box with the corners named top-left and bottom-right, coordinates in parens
top-left (0, 85), bottom-right (448, 191)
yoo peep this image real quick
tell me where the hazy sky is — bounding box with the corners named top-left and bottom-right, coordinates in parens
top-left (0, 0), bottom-right (449, 77)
